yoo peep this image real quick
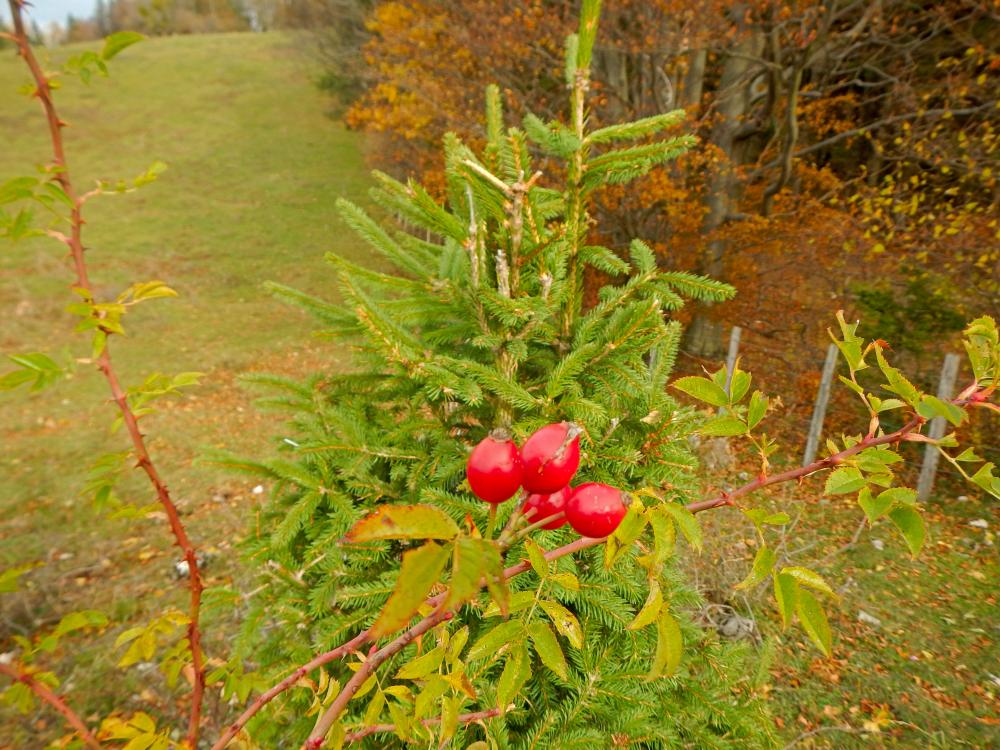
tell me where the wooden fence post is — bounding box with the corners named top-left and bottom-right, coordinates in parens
top-left (916, 353), bottom-right (962, 502)
top-left (802, 343), bottom-right (839, 467)
top-left (723, 326), bottom-right (742, 395)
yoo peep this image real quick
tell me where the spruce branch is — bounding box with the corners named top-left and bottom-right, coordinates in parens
top-left (0, 663), bottom-right (103, 750)
top-left (7, 4), bottom-right (207, 746)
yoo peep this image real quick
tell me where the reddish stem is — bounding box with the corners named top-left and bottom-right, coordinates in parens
top-left (0, 663), bottom-right (103, 750)
top-left (343, 707), bottom-right (502, 743)
top-left (7, 3), bottom-right (206, 746)
top-left (688, 413), bottom-right (925, 513)
top-left (305, 609), bottom-right (451, 746)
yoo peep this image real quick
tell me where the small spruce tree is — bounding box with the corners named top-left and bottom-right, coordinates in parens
top-left (220, 3), bottom-right (777, 747)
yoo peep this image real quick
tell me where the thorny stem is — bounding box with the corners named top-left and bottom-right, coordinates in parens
top-left (208, 632), bottom-right (370, 750)
top-left (0, 663), bottom-right (103, 750)
top-left (7, 3), bottom-right (207, 746)
top-left (342, 707), bottom-right (502, 743)
top-left (304, 609), bottom-right (453, 747)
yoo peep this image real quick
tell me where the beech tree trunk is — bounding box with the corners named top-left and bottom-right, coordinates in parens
top-left (687, 27), bottom-right (762, 358)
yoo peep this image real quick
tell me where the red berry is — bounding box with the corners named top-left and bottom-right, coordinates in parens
top-left (466, 430), bottom-right (523, 504)
top-left (520, 422), bottom-right (581, 493)
top-left (521, 486), bottom-right (572, 529)
top-left (565, 483), bottom-right (629, 538)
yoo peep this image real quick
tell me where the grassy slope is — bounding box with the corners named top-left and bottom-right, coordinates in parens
top-left (0, 31), bottom-right (371, 744)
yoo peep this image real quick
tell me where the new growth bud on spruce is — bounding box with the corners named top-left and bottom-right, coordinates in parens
top-left (466, 428), bottom-right (524, 504)
top-left (521, 485), bottom-right (572, 529)
top-left (521, 421), bottom-right (582, 493)
top-left (565, 483), bottom-right (630, 538)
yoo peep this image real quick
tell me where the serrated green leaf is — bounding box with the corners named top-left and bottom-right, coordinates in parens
top-left (363, 688), bottom-right (385, 725)
top-left (523, 538), bottom-right (548, 579)
top-left (648, 508), bottom-right (676, 566)
top-left (369, 542), bottom-right (450, 639)
top-left (628, 580), bottom-right (662, 630)
top-left (484, 590), bottom-right (534, 618)
top-left (781, 566), bottom-right (836, 598)
top-left (660, 503), bottom-right (702, 552)
top-left (467, 621), bottom-right (524, 663)
top-left (396, 646), bottom-right (445, 680)
top-left (446, 626), bottom-right (469, 665)
top-left (955, 448), bottom-right (982, 463)
top-left (747, 391), bottom-right (768, 429)
top-left (824, 467), bottom-right (867, 495)
top-left (874, 398), bottom-right (906, 413)
top-left (858, 487), bottom-right (893, 524)
top-left (729, 370), bottom-right (751, 403)
top-left (648, 609), bottom-right (682, 679)
top-left (346, 504), bottom-right (459, 542)
top-left (773, 573), bottom-right (797, 630)
top-left (548, 572), bottom-right (580, 591)
top-left (916, 395), bottom-right (966, 427)
top-left (970, 462), bottom-right (1000, 498)
top-left (700, 415), bottom-right (748, 437)
top-left (604, 501), bottom-right (647, 568)
top-left (447, 536), bottom-right (507, 613)
top-left (101, 31), bottom-right (144, 60)
top-left (795, 588), bottom-right (832, 656)
top-left (114, 626), bottom-right (144, 648)
top-left (874, 346), bottom-right (921, 405)
top-left (539, 600), bottom-right (583, 649)
top-left (878, 487), bottom-right (917, 507)
top-left (672, 376), bottom-right (729, 407)
top-left (52, 610), bottom-right (107, 639)
top-left (496, 642), bottom-right (530, 713)
top-left (527, 622), bottom-right (568, 680)
top-left (0, 564), bottom-right (36, 594)
top-left (413, 674), bottom-right (450, 719)
top-left (888, 506), bottom-right (925, 556)
top-left (736, 546), bottom-right (776, 591)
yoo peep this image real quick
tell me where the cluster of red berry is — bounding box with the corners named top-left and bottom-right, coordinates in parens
top-left (466, 422), bottom-right (630, 538)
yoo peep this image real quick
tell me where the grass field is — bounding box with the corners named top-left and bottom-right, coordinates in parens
top-left (0, 31), bottom-right (372, 744)
top-left (1, 30), bottom-right (997, 750)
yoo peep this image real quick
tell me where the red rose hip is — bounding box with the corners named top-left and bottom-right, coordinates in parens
top-left (565, 483), bottom-right (629, 538)
top-left (520, 421), bottom-right (581, 494)
top-left (521, 485), bottom-right (572, 529)
top-left (466, 429), bottom-right (523, 504)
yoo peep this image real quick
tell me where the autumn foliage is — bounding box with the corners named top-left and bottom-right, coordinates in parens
top-left (347, 0), bottom-right (999, 403)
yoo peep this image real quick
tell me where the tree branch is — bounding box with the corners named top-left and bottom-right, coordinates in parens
top-left (791, 101), bottom-right (997, 160)
top-left (343, 707), bottom-right (502, 743)
top-left (6, 2), bottom-right (207, 746)
top-left (0, 662), bottom-right (103, 750)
